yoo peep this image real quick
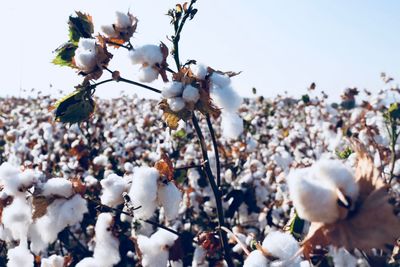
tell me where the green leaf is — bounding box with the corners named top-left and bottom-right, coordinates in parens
top-left (53, 90), bottom-right (95, 124)
top-left (68, 11), bottom-right (94, 43)
top-left (388, 103), bottom-right (400, 120)
top-left (289, 211), bottom-right (305, 240)
top-left (336, 147), bottom-right (353, 159)
top-left (301, 94), bottom-right (310, 104)
top-left (52, 42), bottom-right (77, 68)
top-left (174, 129), bottom-right (187, 139)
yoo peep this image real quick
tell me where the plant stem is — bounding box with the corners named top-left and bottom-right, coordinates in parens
top-left (191, 114), bottom-right (234, 267)
top-left (105, 40), bottom-right (132, 50)
top-left (388, 118), bottom-right (398, 184)
top-left (118, 77), bottom-right (161, 94)
top-left (175, 164), bottom-right (203, 171)
top-left (206, 115), bottom-right (222, 188)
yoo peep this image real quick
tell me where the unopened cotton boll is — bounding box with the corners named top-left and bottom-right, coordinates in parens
top-left (262, 231), bottom-right (301, 264)
top-left (168, 97), bottom-right (186, 112)
top-left (42, 178), bottom-right (73, 198)
top-left (138, 66), bottom-right (159, 83)
top-left (128, 167), bottom-right (159, 219)
top-left (221, 113), bottom-right (243, 139)
top-left (182, 85), bottom-right (200, 103)
top-left (243, 250), bottom-right (269, 267)
top-left (74, 38), bottom-right (97, 72)
top-left (7, 243), bottom-right (34, 267)
top-left (162, 82), bottom-right (184, 98)
top-left (288, 159), bottom-right (358, 223)
top-left (158, 182), bottom-right (182, 220)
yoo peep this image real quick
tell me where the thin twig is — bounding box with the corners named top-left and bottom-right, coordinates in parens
top-left (66, 228), bottom-right (90, 254)
top-left (192, 114), bottom-right (234, 267)
top-left (206, 115), bottom-right (221, 188)
top-left (105, 40), bottom-right (132, 50)
top-left (118, 77), bottom-right (161, 94)
top-left (175, 163), bottom-right (203, 171)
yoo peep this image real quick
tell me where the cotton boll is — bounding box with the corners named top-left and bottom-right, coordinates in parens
top-left (313, 159), bottom-right (358, 202)
top-left (115, 11), bottom-right (131, 28)
top-left (140, 45), bottom-right (163, 65)
top-left (210, 85), bottom-right (242, 113)
top-left (74, 38), bottom-right (97, 72)
top-left (42, 178), bottom-right (73, 198)
top-left (30, 195), bottom-right (88, 252)
top-left (210, 73), bottom-right (231, 88)
top-left (191, 63), bottom-right (208, 80)
top-left (7, 243), bottom-right (34, 267)
top-left (221, 113), bottom-right (243, 139)
top-left (158, 182), bottom-right (182, 220)
top-left (0, 163), bottom-right (36, 195)
top-left (287, 168), bottom-right (339, 223)
top-left (129, 49), bottom-right (144, 65)
top-left (262, 231), bottom-right (301, 263)
top-left (192, 245), bottom-right (208, 267)
top-left (40, 255), bottom-right (64, 267)
top-left (93, 155), bottom-right (108, 167)
top-left (2, 196), bottom-right (32, 241)
top-left (75, 258), bottom-right (98, 267)
top-left (124, 162), bottom-right (134, 173)
top-left (329, 247), bottom-right (357, 267)
top-left (92, 213), bottom-right (121, 267)
top-left (138, 66), bottom-right (159, 83)
top-left (162, 82), bottom-right (183, 98)
top-left (128, 167), bottom-right (159, 219)
top-left (100, 173), bottom-right (128, 207)
top-left (243, 250), bottom-right (269, 267)
top-left (101, 25), bottom-right (118, 38)
top-left (182, 85), bottom-right (200, 103)
top-left (138, 228), bottom-right (179, 267)
top-left (168, 97), bottom-right (186, 112)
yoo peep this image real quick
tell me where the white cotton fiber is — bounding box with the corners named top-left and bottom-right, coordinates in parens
top-left (137, 228), bottom-right (179, 267)
top-left (287, 159), bottom-right (358, 223)
top-left (138, 66), bottom-right (159, 83)
top-left (74, 38), bottom-right (97, 72)
top-left (262, 231), bottom-right (300, 263)
top-left (130, 45), bottom-right (163, 66)
top-left (221, 113), bottom-right (243, 139)
top-left (40, 255), bottom-right (64, 267)
top-left (243, 250), bottom-right (269, 267)
top-left (92, 213), bottom-right (121, 267)
top-left (158, 182), bottom-right (182, 220)
top-left (115, 11), bottom-right (131, 28)
top-left (0, 163), bottom-right (36, 196)
top-left (7, 243), bottom-right (34, 267)
top-left (93, 155), bottom-right (109, 167)
top-left (75, 258), bottom-right (98, 267)
top-left (162, 82), bottom-right (184, 98)
top-left (191, 63), bottom-right (208, 80)
top-left (168, 97), bottom-right (186, 112)
top-left (182, 85), bottom-right (200, 103)
top-left (30, 195), bottom-right (88, 252)
top-left (128, 167), bottom-right (159, 219)
top-left (210, 73), bottom-right (231, 88)
top-left (210, 85), bottom-right (242, 113)
top-left (329, 247), bottom-right (357, 267)
top-left (2, 196), bottom-right (32, 241)
top-left (101, 25), bottom-right (118, 38)
top-left (100, 173), bottom-right (128, 207)
top-left (42, 178), bottom-right (73, 198)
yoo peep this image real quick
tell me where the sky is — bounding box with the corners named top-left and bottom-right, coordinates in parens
top-left (1, 0), bottom-right (400, 100)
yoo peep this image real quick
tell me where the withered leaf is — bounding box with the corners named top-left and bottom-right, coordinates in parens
top-left (32, 196), bottom-right (54, 220)
top-left (155, 153), bottom-right (174, 181)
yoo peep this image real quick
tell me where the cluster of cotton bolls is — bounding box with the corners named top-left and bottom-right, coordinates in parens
top-left (130, 45), bottom-right (164, 83)
top-left (0, 85), bottom-right (398, 265)
top-left (162, 81), bottom-right (200, 112)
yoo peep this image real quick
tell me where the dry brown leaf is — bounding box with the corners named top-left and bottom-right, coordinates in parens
top-left (32, 196), bottom-right (54, 220)
top-left (302, 140), bottom-right (400, 256)
top-left (155, 153), bottom-right (174, 182)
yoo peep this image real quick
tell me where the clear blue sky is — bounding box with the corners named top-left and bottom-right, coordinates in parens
top-left (1, 0), bottom-right (400, 100)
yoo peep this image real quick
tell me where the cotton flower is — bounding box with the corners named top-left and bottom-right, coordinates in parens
top-left (74, 38), bottom-right (97, 72)
top-left (287, 159), bottom-right (358, 223)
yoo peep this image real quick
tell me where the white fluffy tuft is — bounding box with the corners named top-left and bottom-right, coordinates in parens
top-left (158, 182), bottom-right (182, 220)
top-left (182, 85), bottom-right (200, 103)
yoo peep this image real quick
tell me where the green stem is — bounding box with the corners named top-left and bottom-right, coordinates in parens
top-left (206, 115), bottom-right (222, 188)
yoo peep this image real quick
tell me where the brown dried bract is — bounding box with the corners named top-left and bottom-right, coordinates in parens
top-left (302, 139), bottom-right (400, 256)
